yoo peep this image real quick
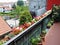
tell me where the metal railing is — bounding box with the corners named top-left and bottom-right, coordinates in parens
top-left (3, 10), bottom-right (52, 45)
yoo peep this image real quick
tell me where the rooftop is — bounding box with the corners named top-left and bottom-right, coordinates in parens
top-left (0, 16), bottom-right (12, 36)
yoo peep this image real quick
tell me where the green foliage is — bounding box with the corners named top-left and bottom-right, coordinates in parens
top-left (19, 11), bottom-right (32, 25)
top-left (0, 5), bottom-right (29, 18)
top-left (11, 5), bottom-right (32, 25)
top-left (10, 6), bottom-right (29, 17)
top-left (20, 6), bottom-right (29, 12)
top-left (30, 36), bottom-right (41, 45)
top-left (19, 15), bottom-right (27, 25)
top-left (42, 30), bottom-right (47, 34)
top-left (0, 40), bottom-right (6, 45)
top-left (47, 20), bottom-right (53, 27)
top-left (52, 5), bottom-right (60, 22)
top-left (17, 0), bottom-right (24, 6)
top-left (0, 12), bottom-right (11, 16)
top-left (13, 6), bottom-right (22, 15)
top-left (9, 6), bottom-right (25, 17)
top-left (0, 41), bottom-right (3, 45)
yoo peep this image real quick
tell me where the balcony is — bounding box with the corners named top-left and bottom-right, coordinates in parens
top-left (0, 10), bottom-right (51, 45)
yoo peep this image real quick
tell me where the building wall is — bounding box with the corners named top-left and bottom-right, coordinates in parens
top-left (0, 2), bottom-right (14, 8)
top-left (46, 0), bottom-right (60, 10)
top-left (0, 2), bottom-right (16, 12)
top-left (29, 0), bottom-right (46, 16)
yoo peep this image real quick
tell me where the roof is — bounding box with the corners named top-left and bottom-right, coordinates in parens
top-left (0, 6), bottom-right (13, 10)
top-left (0, 2), bottom-right (15, 4)
top-left (5, 8), bottom-right (13, 10)
top-left (0, 6), bottom-right (9, 8)
top-left (0, 16), bottom-right (12, 36)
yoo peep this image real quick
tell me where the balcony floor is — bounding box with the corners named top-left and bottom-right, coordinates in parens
top-left (43, 22), bottom-right (60, 45)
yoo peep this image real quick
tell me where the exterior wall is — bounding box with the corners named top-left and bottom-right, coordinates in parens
top-left (0, 2), bottom-right (14, 8)
top-left (29, 0), bottom-right (46, 16)
top-left (36, 7), bottom-right (46, 16)
top-left (0, 2), bottom-right (15, 12)
top-left (46, 0), bottom-right (60, 10)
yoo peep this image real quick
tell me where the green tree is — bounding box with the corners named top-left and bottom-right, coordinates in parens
top-left (9, 5), bottom-right (22, 18)
top-left (19, 10), bottom-right (32, 25)
top-left (17, 0), bottom-right (24, 6)
top-left (11, 6), bottom-right (29, 18)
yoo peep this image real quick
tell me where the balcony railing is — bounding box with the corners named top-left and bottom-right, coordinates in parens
top-left (3, 10), bottom-right (52, 45)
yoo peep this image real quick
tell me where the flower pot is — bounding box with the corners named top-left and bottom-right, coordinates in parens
top-left (37, 43), bottom-right (42, 45)
top-left (41, 37), bottom-right (45, 42)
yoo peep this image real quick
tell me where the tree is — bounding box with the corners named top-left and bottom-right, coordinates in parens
top-left (9, 5), bottom-right (22, 18)
top-left (11, 6), bottom-right (29, 18)
top-left (17, 0), bottom-right (24, 6)
top-left (19, 10), bottom-right (32, 25)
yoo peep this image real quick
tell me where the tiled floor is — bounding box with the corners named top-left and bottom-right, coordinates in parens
top-left (43, 22), bottom-right (60, 45)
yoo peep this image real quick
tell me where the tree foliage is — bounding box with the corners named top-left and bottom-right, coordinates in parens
top-left (19, 10), bottom-right (32, 25)
top-left (52, 5), bottom-right (60, 22)
top-left (17, 0), bottom-right (24, 6)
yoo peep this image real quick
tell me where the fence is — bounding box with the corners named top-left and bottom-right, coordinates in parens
top-left (3, 10), bottom-right (52, 45)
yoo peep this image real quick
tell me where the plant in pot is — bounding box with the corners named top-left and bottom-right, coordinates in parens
top-left (19, 10), bottom-right (32, 25)
top-left (41, 30), bottom-right (47, 37)
top-left (52, 5), bottom-right (60, 23)
top-left (40, 30), bottom-right (47, 42)
top-left (47, 20), bottom-right (53, 29)
top-left (31, 18), bottom-right (37, 24)
top-left (30, 36), bottom-right (42, 45)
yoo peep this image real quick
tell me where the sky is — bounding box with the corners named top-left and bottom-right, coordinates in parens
top-left (0, 0), bottom-right (18, 2)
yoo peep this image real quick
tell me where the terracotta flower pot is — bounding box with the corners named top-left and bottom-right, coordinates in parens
top-left (41, 37), bottom-right (45, 42)
top-left (37, 43), bottom-right (42, 45)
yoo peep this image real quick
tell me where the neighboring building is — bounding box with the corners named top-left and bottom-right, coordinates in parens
top-left (29, 0), bottom-right (46, 16)
top-left (0, 2), bottom-right (17, 13)
top-left (6, 19), bottom-right (19, 28)
top-left (23, 0), bottom-right (29, 6)
top-left (0, 16), bottom-right (11, 36)
top-left (0, 6), bottom-right (13, 13)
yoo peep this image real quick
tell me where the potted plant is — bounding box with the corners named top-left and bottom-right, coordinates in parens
top-left (41, 30), bottom-right (47, 37)
top-left (47, 20), bottom-right (53, 29)
top-left (40, 30), bottom-right (47, 42)
top-left (30, 36), bottom-right (42, 45)
top-left (52, 5), bottom-right (60, 23)
top-left (19, 11), bottom-right (32, 25)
